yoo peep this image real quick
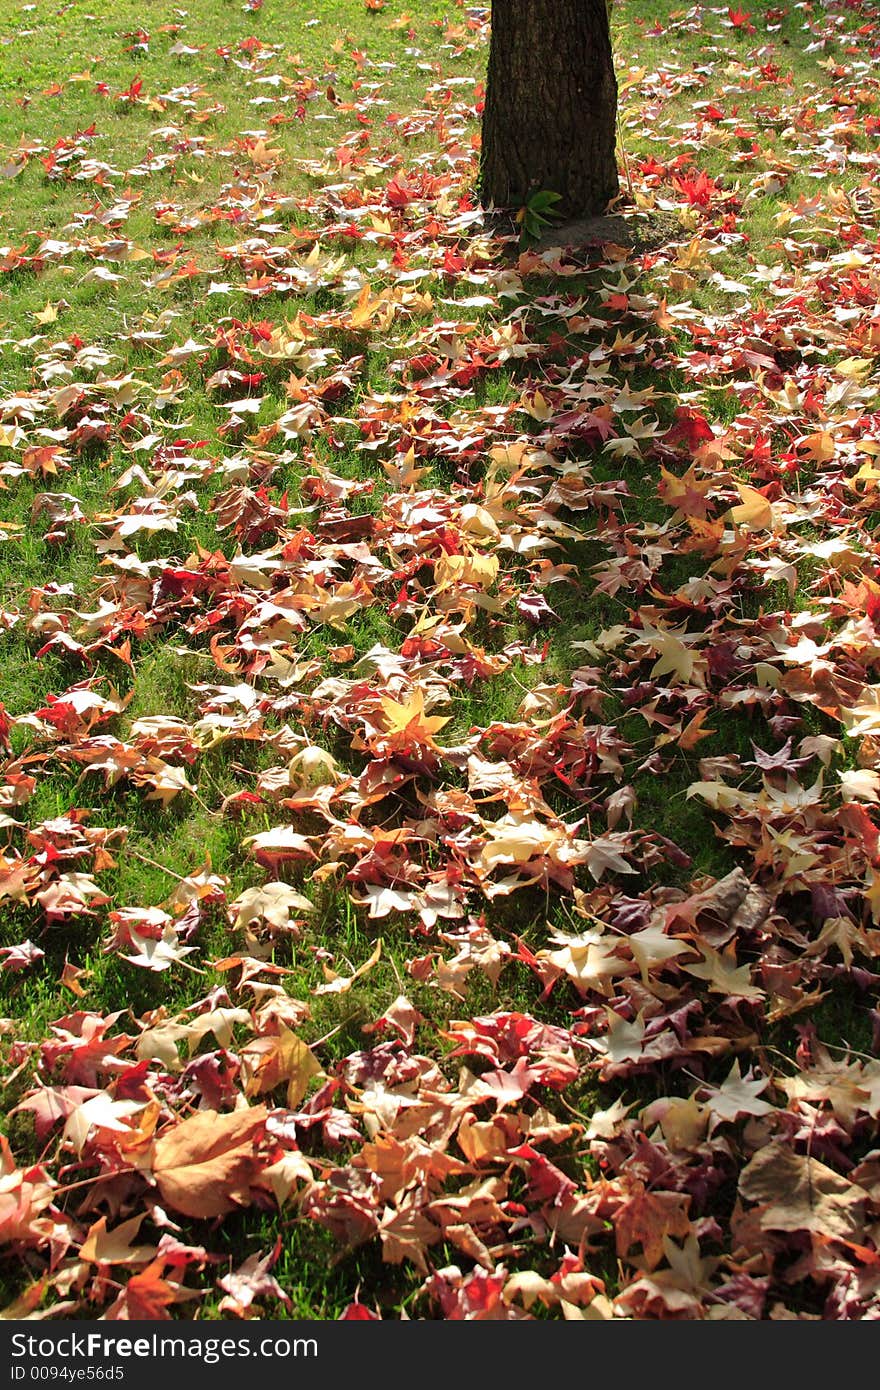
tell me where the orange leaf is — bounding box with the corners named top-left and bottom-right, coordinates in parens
top-left (612, 1182), bottom-right (692, 1270)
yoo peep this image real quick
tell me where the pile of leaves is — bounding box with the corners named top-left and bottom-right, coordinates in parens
top-left (2, 0), bottom-right (880, 1319)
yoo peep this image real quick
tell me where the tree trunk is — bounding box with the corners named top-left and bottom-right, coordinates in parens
top-left (479, 0), bottom-right (619, 220)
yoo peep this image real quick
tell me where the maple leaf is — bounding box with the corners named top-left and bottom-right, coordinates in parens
top-left (702, 1060), bottom-right (775, 1127)
top-left (584, 833), bottom-right (639, 882)
top-left (247, 138), bottom-right (283, 169)
top-left (217, 1240), bottom-right (291, 1318)
top-left (479, 813), bottom-right (561, 870)
top-left (36, 873), bottom-right (109, 923)
top-left (242, 826), bottom-right (316, 869)
top-left (152, 1106), bottom-right (270, 1219)
top-left (474, 1056), bottom-right (539, 1108)
top-left (726, 484), bottom-right (775, 531)
top-left (739, 1142), bottom-right (866, 1241)
top-left (538, 928), bottom-right (633, 996)
top-left (642, 1095), bottom-right (708, 1152)
top-left (840, 769), bottom-right (880, 804)
top-left (313, 938), bottom-right (383, 996)
top-left (351, 883), bottom-right (419, 919)
top-left (804, 915), bottom-right (868, 969)
top-left (612, 1180), bottom-right (693, 1271)
top-left (137, 758), bottom-right (196, 806)
top-left (378, 1201), bottom-right (442, 1274)
top-left (590, 1010), bottom-right (647, 1073)
top-left (348, 285), bottom-right (390, 330)
top-left (676, 708), bottom-right (717, 752)
top-left (377, 688), bottom-right (450, 746)
top-left (657, 463), bottom-right (715, 519)
top-left (584, 1098), bottom-right (635, 1141)
top-left (0, 1136), bottom-right (68, 1251)
top-left (625, 923), bottom-right (688, 983)
top-left (63, 1092), bottom-right (148, 1155)
top-left (123, 925), bottom-right (199, 973)
top-left (638, 622), bottom-right (705, 687)
top-left (80, 1213), bottom-right (156, 1267)
top-left (672, 169), bottom-right (719, 207)
top-left (260, 1149), bottom-right (315, 1207)
top-left (682, 944), bottom-right (763, 1001)
top-left (104, 1259), bottom-right (200, 1319)
top-left (241, 1028), bottom-right (323, 1108)
top-left (11, 1084), bottom-right (98, 1144)
top-left (363, 994), bottom-right (424, 1047)
top-left (0, 940), bottom-right (44, 972)
top-left (229, 882), bottom-right (314, 935)
top-left (617, 1235), bottom-right (720, 1319)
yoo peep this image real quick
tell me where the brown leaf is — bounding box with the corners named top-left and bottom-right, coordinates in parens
top-left (152, 1106), bottom-right (269, 1218)
top-left (738, 1141), bottom-right (866, 1241)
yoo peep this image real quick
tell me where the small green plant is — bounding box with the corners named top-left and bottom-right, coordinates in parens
top-left (516, 188), bottom-right (564, 246)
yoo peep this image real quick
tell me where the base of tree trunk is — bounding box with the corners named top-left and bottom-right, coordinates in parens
top-left (534, 209), bottom-right (680, 255)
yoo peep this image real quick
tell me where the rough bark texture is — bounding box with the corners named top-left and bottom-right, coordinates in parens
top-left (480, 0), bottom-right (619, 219)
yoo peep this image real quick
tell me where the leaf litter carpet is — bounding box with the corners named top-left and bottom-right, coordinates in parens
top-left (1, 0), bottom-right (880, 1320)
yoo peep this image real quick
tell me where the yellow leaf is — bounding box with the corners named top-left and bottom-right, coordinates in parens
top-left (521, 389), bottom-right (553, 421)
top-left (434, 551), bottom-right (499, 592)
top-left (640, 622), bottom-right (703, 687)
top-left (835, 357), bottom-right (872, 381)
top-left (81, 1214), bottom-right (155, 1267)
top-left (349, 285), bottom-right (386, 329)
top-left (279, 1031), bottom-right (323, 1108)
top-left (674, 237), bottom-right (711, 271)
top-left (378, 688), bottom-right (450, 739)
top-left (727, 483), bottom-right (774, 530)
top-left (865, 868), bottom-right (880, 925)
top-left (248, 137), bottom-right (283, 169)
top-left (243, 1028), bottom-right (323, 1108)
top-left (797, 430), bottom-right (835, 465)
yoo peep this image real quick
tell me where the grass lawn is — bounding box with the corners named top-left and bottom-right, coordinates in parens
top-left (1, 0), bottom-right (880, 1320)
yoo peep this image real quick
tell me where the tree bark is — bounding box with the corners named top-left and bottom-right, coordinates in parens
top-left (479, 0), bottom-right (619, 219)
